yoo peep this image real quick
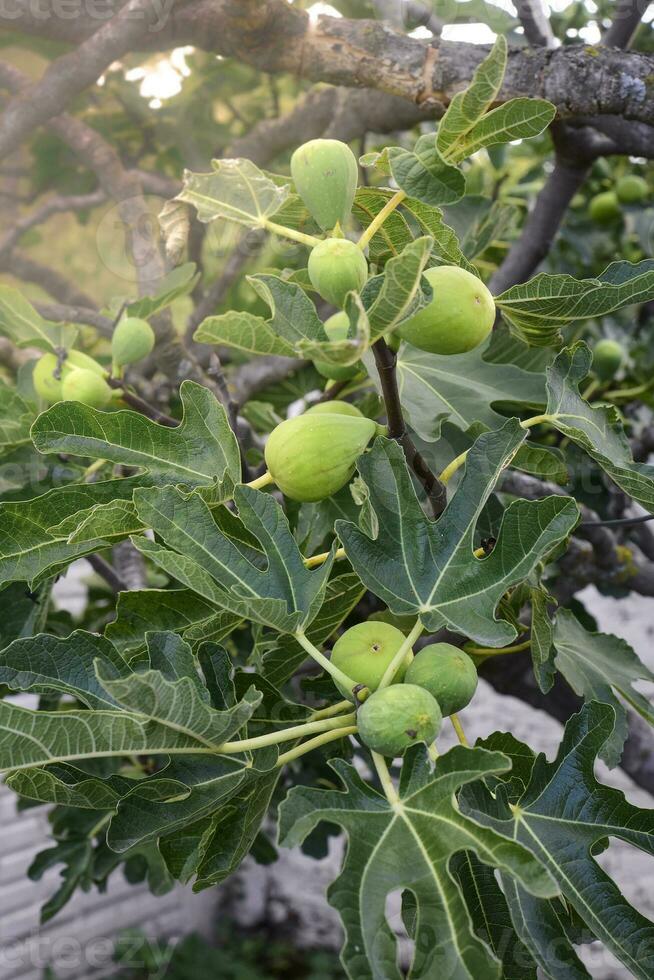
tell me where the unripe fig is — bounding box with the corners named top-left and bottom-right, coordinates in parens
top-left (61, 368), bottom-right (112, 408)
top-left (397, 266), bottom-right (495, 355)
top-left (331, 621), bottom-right (413, 700)
top-left (314, 311), bottom-right (361, 381)
top-left (588, 191), bottom-right (620, 225)
top-left (308, 238), bottom-right (368, 308)
top-left (405, 643), bottom-right (478, 717)
top-left (615, 175), bottom-right (648, 205)
top-left (264, 412), bottom-right (376, 502)
top-left (32, 350), bottom-right (105, 404)
top-left (112, 316), bottom-right (155, 373)
top-left (592, 338), bottom-right (624, 381)
top-left (307, 400), bottom-right (363, 418)
top-left (357, 684), bottom-right (442, 757)
top-left (291, 139), bottom-right (358, 232)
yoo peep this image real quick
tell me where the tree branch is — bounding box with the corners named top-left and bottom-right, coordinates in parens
top-left (513, 0), bottom-right (555, 48)
top-left (0, 189), bottom-right (107, 261)
top-left (372, 337), bottom-right (447, 517)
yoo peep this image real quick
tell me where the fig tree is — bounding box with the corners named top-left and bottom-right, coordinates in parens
top-left (61, 368), bottom-right (112, 408)
top-left (588, 191), bottom-right (620, 225)
top-left (615, 175), bottom-right (648, 205)
top-left (357, 684), bottom-right (442, 757)
top-left (306, 399), bottom-right (363, 418)
top-left (112, 316), bottom-right (155, 374)
top-left (264, 412), bottom-right (376, 502)
top-left (405, 643), bottom-right (478, 717)
top-left (397, 266), bottom-right (495, 355)
top-left (330, 621), bottom-right (413, 700)
top-left (313, 311), bottom-right (361, 381)
top-left (290, 139), bottom-right (358, 232)
top-left (592, 338), bottom-right (624, 381)
top-left (308, 238), bottom-right (368, 308)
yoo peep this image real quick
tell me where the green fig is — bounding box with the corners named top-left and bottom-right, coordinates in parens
top-left (615, 175), bottom-right (648, 205)
top-left (330, 621), bottom-right (413, 700)
top-left (357, 684), bottom-right (442, 757)
top-left (306, 400), bottom-right (363, 418)
top-left (405, 643), bottom-right (478, 717)
top-left (314, 311), bottom-right (361, 381)
top-left (397, 266), bottom-right (495, 355)
top-left (291, 138), bottom-right (358, 232)
top-left (592, 338), bottom-right (624, 381)
top-left (61, 368), bottom-right (112, 408)
top-left (308, 238), bottom-right (368, 308)
top-left (588, 191), bottom-right (620, 225)
top-left (264, 412), bottom-right (376, 502)
top-left (112, 316), bottom-right (155, 373)
top-left (32, 350), bottom-right (105, 404)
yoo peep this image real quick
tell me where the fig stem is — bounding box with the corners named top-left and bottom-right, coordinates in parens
top-left (604, 378), bottom-right (654, 401)
top-left (309, 699), bottom-right (353, 721)
top-left (371, 751), bottom-right (400, 807)
top-left (378, 618), bottom-right (424, 690)
top-left (216, 711), bottom-right (356, 753)
top-left (294, 630), bottom-right (360, 694)
top-left (464, 638), bottom-right (531, 657)
top-left (83, 458), bottom-right (107, 481)
top-left (264, 219), bottom-right (322, 249)
top-left (357, 190), bottom-right (406, 250)
top-left (450, 713), bottom-right (469, 747)
top-left (246, 470), bottom-right (275, 491)
top-left (304, 546), bottom-right (346, 569)
top-left (276, 725), bottom-right (358, 767)
top-left (438, 413), bottom-right (557, 484)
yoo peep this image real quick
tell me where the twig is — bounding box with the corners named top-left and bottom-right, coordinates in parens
top-left (372, 337), bottom-right (447, 517)
top-left (87, 554), bottom-right (127, 593)
top-left (108, 377), bottom-right (178, 427)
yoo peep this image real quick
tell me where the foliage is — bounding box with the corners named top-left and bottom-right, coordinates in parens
top-left (1, 25), bottom-right (654, 980)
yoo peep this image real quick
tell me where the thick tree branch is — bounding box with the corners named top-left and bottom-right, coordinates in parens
top-left (33, 303), bottom-right (114, 336)
top-left (602, 0), bottom-right (650, 48)
top-left (0, 189), bottom-right (107, 261)
top-left (2, 250), bottom-right (98, 308)
top-left (372, 337), bottom-right (447, 517)
top-left (513, 0), bottom-right (555, 48)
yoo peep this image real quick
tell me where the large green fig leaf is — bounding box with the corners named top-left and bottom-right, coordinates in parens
top-left (336, 424), bottom-right (578, 644)
top-left (496, 260), bottom-right (654, 347)
top-left (545, 343), bottom-right (654, 510)
top-left (552, 609), bottom-right (654, 766)
top-left (0, 476), bottom-right (142, 587)
top-left (463, 702), bottom-right (654, 980)
top-left (0, 285), bottom-right (77, 351)
top-left (173, 158), bottom-right (289, 227)
top-left (387, 134), bottom-right (466, 207)
top-left (0, 382), bottom-right (33, 453)
top-left (395, 341), bottom-right (545, 438)
top-left (0, 582), bottom-right (51, 651)
top-left (279, 746), bottom-right (557, 980)
top-left (437, 36), bottom-right (554, 164)
top-left (133, 484), bottom-right (335, 634)
top-left (31, 381), bottom-right (240, 495)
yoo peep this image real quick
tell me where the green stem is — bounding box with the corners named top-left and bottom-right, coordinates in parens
top-left (217, 712), bottom-right (356, 754)
top-left (378, 618), bottom-right (424, 689)
top-left (371, 751), bottom-right (400, 806)
top-left (438, 414), bottom-right (557, 485)
top-left (357, 190), bottom-right (406, 250)
top-left (304, 546), bottom-right (346, 569)
top-left (264, 219), bottom-right (322, 249)
top-left (604, 379), bottom-right (654, 401)
top-left (276, 725), bottom-right (358, 767)
top-left (465, 638), bottom-right (531, 657)
top-left (246, 470), bottom-right (275, 491)
top-left (294, 631), bottom-right (361, 698)
top-left (309, 699), bottom-right (353, 721)
top-left (450, 713), bottom-right (469, 747)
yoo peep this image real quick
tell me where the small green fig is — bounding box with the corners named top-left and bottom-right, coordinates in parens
top-left (592, 338), bottom-right (624, 381)
top-left (588, 191), bottom-right (620, 225)
top-left (306, 400), bottom-right (363, 418)
top-left (357, 684), bottom-right (442, 757)
top-left (264, 412), bottom-right (376, 502)
top-left (331, 621), bottom-right (413, 700)
top-left (615, 175), bottom-right (648, 205)
top-left (397, 266), bottom-right (495, 355)
top-left (61, 368), bottom-right (112, 408)
top-left (112, 316), bottom-right (155, 373)
top-left (291, 138), bottom-right (358, 232)
top-left (405, 643), bottom-right (478, 717)
top-left (32, 350), bottom-right (105, 404)
top-left (314, 311), bottom-right (361, 381)
top-left (67, 350), bottom-right (106, 377)
top-left (308, 238), bottom-right (368, 308)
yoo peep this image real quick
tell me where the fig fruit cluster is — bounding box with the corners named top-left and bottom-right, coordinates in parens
top-left (264, 409), bottom-right (377, 502)
top-left (33, 350), bottom-right (112, 409)
top-left (589, 173), bottom-right (648, 225)
top-left (331, 623), bottom-right (479, 757)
